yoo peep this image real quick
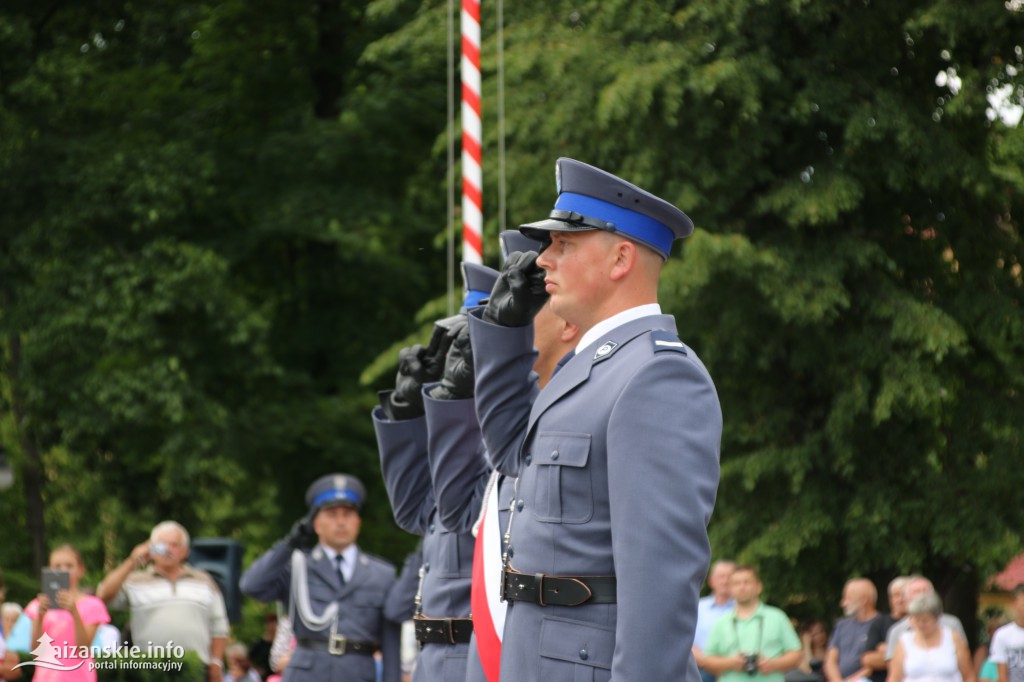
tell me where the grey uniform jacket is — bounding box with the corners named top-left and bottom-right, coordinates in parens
top-left (468, 311), bottom-right (722, 682)
top-left (421, 391), bottom-right (516, 682)
top-left (239, 541), bottom-right (401, 682)
top-left (373, 406), bottom-right (478, 682)
top-left (385, 549), bottom-right (423, 623)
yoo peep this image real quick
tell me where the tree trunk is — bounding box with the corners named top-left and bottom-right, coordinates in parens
top-left (312, 0), bottom-right (348, 120)
top-left (3, 288), bottom-right (47, 573)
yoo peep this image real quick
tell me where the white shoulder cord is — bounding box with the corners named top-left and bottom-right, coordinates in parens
top-left (289, 549), bottom-right (338, 631)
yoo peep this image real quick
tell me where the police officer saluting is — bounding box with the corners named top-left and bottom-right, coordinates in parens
top-left (240, 474), bottom-right (401, 682)
top-left (373, 261), bottom-right (499, 682)
top-left (468, 158), bottom-right (723, 682)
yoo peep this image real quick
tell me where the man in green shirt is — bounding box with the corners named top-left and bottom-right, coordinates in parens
top-left (703, 565), bottom-right (803, 682)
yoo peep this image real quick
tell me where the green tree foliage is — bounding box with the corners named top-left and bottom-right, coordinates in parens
top-left (0, 0), bottom-right (450, 593)
top-left (1, 0), bottom-right (1021, 636)
top-left (479, 0), bottom-right (1023, 622)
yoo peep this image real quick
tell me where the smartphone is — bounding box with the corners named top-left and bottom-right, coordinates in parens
top-left (41, 568), bottom-right (70, 604)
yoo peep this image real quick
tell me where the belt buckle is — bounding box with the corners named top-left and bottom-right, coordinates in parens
top-left (328, 633), bottom-right (348, 655)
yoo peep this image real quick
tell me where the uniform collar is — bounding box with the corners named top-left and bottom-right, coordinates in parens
top-left (318, 543), bottom-right (358, 566)
top-left (575, 304), bottom-right (662, 355)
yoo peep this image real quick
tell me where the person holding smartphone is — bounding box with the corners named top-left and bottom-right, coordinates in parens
top-left (24, 544), bottom-right (110, 682)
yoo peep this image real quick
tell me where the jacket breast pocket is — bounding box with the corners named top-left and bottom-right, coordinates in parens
top-left (354, 590), bottom-right (385, 609)
top-left (532, 432), bottom-right (592, 524)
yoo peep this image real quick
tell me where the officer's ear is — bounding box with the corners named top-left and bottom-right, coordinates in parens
top-left (609, 238), bottom-right (639, 282)
top-left (560, 320), bottom-right (580, 344)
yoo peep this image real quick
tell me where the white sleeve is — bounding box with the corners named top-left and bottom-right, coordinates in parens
top-left (991, 628), bottom-right (1008, 664)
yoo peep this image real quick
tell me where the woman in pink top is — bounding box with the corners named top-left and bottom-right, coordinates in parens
top-left (24, 545), bottom-right (110, 682)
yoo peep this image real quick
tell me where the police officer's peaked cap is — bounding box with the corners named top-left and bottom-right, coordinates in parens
top-left (462, 262), bottom-right (499, 308)
top-left (519, 158), bottom-right (694, 259)
top-left (498, 230), bottom-right (543, 262)
top-left (306, 473), bottom-right (366, 514)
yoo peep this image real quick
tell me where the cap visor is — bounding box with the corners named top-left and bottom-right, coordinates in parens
top-left (519, 218), bottom-right (597, 243)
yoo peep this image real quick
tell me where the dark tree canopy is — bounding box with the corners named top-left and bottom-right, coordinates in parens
top-left (1, 0), bottom-right (1021, 638)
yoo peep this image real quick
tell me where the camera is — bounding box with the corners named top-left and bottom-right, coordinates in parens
top-left (151, 541), bottom-right (171, 558)
top-left (742, 654), bottom-right (760, 676)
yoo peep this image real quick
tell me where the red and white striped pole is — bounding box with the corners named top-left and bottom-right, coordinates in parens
top-left (461, 0), bottom-right (483, 264)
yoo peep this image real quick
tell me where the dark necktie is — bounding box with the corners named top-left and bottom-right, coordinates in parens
top-left (334, 554), bottom-right (346, 586)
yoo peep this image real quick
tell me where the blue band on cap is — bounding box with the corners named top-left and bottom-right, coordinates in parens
top-left (463, 289), bottom-right (489, 307)
top-left (313, 489), bottom-right (361, 508)
top-left (555, 192), bottom-right (675, 256)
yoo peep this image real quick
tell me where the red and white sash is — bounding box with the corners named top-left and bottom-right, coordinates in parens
top-left (471, 471), bottom-right (506, 682)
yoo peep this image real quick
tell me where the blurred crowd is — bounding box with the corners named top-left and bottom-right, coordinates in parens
top-left (0, 518), bottom-right (411, 682)
top-left (4, 533), bottom-right (1024, 682)
top-left (0, 523), bottom-right (268, 682)
top-left (692, 561), bottom-right (1024, 682)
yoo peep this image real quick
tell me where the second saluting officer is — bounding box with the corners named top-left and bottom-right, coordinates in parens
top-left (240, 474), bottom-right (401, 682)
top-left (372, 262), bottom-right (499, 682)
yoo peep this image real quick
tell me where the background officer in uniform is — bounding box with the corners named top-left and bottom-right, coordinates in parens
top-left (240, 474), bottom-right (401, 682)
top-left (467, 158), bottom-right (723, 682)
top-left (371, 262), bottom-right (498, 682)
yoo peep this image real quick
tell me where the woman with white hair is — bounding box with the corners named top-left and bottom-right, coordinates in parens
top-left (887, 593), bottom-right (975, 682)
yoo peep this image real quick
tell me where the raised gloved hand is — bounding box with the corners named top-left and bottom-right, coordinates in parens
top-left (482, 250), bottom-right (549, 327)
top-left (382, 340), bottom-right (443, 420)
top-left (286, 512), bottom-right (317, 550)
top-left (429, 317), bottom-right (474, 400)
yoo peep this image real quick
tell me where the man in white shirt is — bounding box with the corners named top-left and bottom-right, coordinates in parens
top-left (992, 584), bottom-right (1024, 682)
top-left (98, 521), bottom-right (228, 680)
top-left (694, 561), bottom-right (737, 682)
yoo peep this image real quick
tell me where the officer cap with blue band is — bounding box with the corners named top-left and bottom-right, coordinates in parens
top-left (498, 230), bottom-right (543, 262)
top-left (306, 473), bottom-right (366, 514)
top-left (461, 262), bottom-right (499, 308)
top-left (519, 158), bottom-right (694, 259)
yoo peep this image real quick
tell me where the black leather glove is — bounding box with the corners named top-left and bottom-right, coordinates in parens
top-left (482, 250), bottom-right (549, 327)
top-left (429, 317), bottom-right (474, 400)
top-left (382, 343), bottom-right (433, 420)
top-left (286, 513), bottom-right (317, 550)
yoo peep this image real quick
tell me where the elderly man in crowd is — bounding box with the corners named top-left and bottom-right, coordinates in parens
top-left (883, 576), bottom-right (965, 665)
top-left (98, 521), bottom-right (229, 680)
top-left (862, 576), bottom-right (910, 677)
top-left (694, 561), bottom-right (738, 682)
top-left (825, 578), bottom-right (883, 682)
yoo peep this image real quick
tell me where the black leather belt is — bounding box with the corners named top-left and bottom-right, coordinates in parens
top-left (414, 617), bottom-right (474, 645)
top-left (501, 568), bottom-right (616, 606)
top-left (296, 636), bottom-right (377, 656)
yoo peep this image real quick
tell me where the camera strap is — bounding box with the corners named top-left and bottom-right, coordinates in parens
top-left (732, 612), bottom-right (764, 654)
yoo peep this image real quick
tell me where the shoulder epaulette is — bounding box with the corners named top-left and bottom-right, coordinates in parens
top-left (651, 330), bottom-right (688, 355)
top-left (361, 552), bottom-right (396, 569)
